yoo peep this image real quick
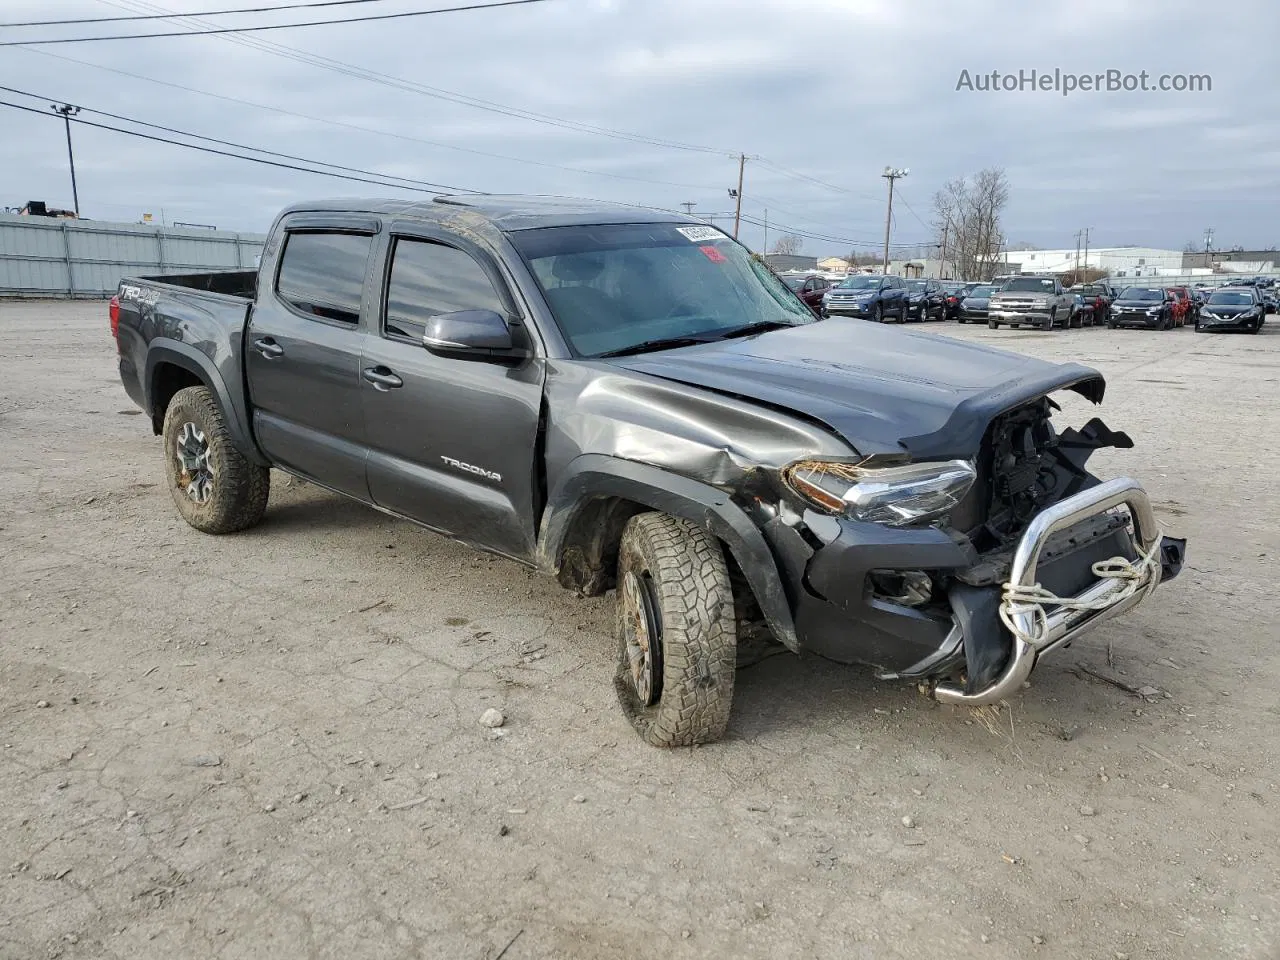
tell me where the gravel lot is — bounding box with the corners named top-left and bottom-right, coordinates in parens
top-left (2, 299), bottom-right (1277, 960)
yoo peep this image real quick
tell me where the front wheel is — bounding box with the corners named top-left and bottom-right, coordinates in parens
top-left (872, 303), bottom-right (883, 323)
top-left (614, 514), bottom-right (737, 747)
top-left (988, 319), bottom-right (999, 329)
top-left (162, 386), bottom-right (270, 534)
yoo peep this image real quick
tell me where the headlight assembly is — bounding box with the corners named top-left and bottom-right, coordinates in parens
top-left (783, 458), bottom-right (977, 526)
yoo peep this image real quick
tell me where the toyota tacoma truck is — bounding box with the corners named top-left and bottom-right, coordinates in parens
top-left (111, 196), bottom-right (1186, 747)
top-left (987, 275), bottom-right (1075, 330)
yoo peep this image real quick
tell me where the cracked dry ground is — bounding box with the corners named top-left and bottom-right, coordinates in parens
top-left (2, 300), bottom-right (1278, 960)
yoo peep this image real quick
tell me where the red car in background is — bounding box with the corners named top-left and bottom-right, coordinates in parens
top-left (1070, 284), bottom-right (1112, 326)
top-left (1167, 286), bottom-right (1195, 326)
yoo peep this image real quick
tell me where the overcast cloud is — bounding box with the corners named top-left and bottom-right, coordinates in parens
top-left (3, 0), bottom-right (1277, 255)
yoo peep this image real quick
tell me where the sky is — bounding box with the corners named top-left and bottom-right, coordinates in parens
top-left (2, 0), bottom-right (1278, 258)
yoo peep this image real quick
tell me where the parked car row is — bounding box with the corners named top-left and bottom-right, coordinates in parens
top-left (785, 269), bottom-right (1274, 335)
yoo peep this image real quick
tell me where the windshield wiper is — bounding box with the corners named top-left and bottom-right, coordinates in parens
top-left (593, 335), bottom-right (718, 358)
top-left (709, 319), bottom-right (801, 340)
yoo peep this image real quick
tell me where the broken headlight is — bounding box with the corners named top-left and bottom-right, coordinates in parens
top-left (784, 459), bottom-right (977, 526)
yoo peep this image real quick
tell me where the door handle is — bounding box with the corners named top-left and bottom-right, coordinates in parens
top-left (254, 337), bottom-right (284, 359)
top-left (362, 367), bottom-right (403, 391)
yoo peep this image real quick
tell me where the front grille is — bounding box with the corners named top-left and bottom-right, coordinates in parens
top-left (959, 398), bottom-right (1062, 551)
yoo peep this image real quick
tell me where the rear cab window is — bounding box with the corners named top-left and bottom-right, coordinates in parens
top-left (275, 231), bottom-right (374, 325)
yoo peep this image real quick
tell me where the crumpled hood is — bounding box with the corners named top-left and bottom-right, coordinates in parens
top-left (607, 321), bottom-right (1104, 459)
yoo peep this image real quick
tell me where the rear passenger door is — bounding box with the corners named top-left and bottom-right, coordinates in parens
top-left (359, 228), bottom-right (545, 561)
top-left (245, 217), bottom-right (377, 498)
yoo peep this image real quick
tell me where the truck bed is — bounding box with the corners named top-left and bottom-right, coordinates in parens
top-left (137, 269), bottom-right (258, 300)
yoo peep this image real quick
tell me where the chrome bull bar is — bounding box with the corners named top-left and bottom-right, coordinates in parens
top-left (934, 477), bottom-right (1160, 706)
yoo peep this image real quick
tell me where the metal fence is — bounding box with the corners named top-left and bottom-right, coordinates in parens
top-left (0, 214), bottom-right (266, 299)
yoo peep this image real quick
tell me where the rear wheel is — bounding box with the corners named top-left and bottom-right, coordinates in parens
top-left (988, 319), bottom-right (999, 329)
top-left (614, 514), bottom-right (737, 747)
top-left (162, 385), bottom-right (270, 534)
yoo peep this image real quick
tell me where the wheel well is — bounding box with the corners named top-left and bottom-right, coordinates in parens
top-left (554, 496), bottom-right (646, 596)
top-left (149, 362), bottom-right (204, 435)
top-left (552, 496), bottom-right (766, 626)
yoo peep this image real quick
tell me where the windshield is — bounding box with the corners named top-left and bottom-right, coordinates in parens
top-left (509, 222), bottom-right (815, 357)
top-left (967, 285), bottom-right (998, 298)
top-left (1001, 277), bottom-right (1056, 293)
top-left (1208, 291), bottom-right (1253, 305)
top-left (907, 281), bottom-right (928, 292)
top-left (1122, 288), bottom-right (1165, 301)
top-left (781, 276), bottom-right (805, 290)
top-left (1078, 285), bottom-right (1104, 296)
top-left (836, 275), bottom-right (881, 290)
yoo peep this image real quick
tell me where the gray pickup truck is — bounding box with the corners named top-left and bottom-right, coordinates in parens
top-left (111, 196), bottom-right (1185, 746)
top-left (987, 275), bottom-right (1075, 330)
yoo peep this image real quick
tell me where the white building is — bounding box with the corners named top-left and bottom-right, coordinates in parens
top-left (1008, 246), bottom-right (1185, 279)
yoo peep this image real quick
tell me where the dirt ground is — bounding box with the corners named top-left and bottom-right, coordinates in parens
top-left (1, 299), bottom-right (1277, 960)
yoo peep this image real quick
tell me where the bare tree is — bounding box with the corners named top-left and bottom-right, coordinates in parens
top-left (932, 168), bottom-right (1010, 281)
top-left (771, 233), bottom-right (804, 256)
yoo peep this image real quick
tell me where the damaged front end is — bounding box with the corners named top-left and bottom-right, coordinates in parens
top-left (771, 394), bottom-right (1186, 704)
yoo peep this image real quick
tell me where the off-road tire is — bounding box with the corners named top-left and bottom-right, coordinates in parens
top-left (614, 513), bottom-right (737, 747)
top-left (162, 385), bottom-right (270, 534)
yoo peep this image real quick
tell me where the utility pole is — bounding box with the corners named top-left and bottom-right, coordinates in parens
top-left (939, 221), bottom-right (950, 279)
top-left (50, 103), bottom-right (81, 218)
top-left (880, 166), bottom-right (908, 274)
top-left (1073, 229), bottom-right (1083, 283)
top-left (1082, 227), bottom-right (1091, 278)
top-left (729, 154), bottom-right (746, 240)
top-left (1203, 227), bottom-right (1214, 258)
top-left (763, 209), bottom-right (769, 255)
top-left (680, 201), bottom-right (696, 215)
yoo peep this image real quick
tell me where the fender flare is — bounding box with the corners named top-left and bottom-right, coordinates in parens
top-left (144, 339), bottom-right (268, 466)
top-left (537, 454), bottom-right (798, 651)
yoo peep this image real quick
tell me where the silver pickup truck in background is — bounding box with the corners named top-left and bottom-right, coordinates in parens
top-left (987, 275), bottom-right (1074, 330)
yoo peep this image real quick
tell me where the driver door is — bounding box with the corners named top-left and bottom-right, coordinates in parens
top-left (359, 228), bottom-right (545, 561)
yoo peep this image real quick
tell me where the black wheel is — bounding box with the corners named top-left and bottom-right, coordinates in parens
top-left (1194, 321), bottom-right (1203, 332)
top-left (1248, 323), bottom-right (1260, 334)
top-left (1070, 309), bottom-right (1082, 329)
top-left (1107, 321), bottom-right (1117, 329)
top-left (872, 303), bottom-right (883, 323)
top-left (1044, 310), bottom-right (1056, 331)
top-left (614, 513), bottom-right (737, 747)
top-left (988, 319), bottom-right (999, 329)
top-left (162, 385), bottom-right (270, 534)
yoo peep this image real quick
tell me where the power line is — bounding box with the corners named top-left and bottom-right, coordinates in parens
top-left (0, 83), bottom-right (468, 191)
top-left (76, 0), bottom-right (735, 157)
top-left (0, 0), bottom-right (553, 45)
top-left (737, 214), bottom-right (918, 250)
top-left (1, 0), bottom-right (393, 27)
top-left (0, 97), bottom-right (481, 194)
top-left (753, 157), bottom-right (884, 203)
top-left (11, 47), bottom-right (722, 193)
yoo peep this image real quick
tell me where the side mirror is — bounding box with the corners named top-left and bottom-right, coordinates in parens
top-left (422, 309), bottom-right (520, 361)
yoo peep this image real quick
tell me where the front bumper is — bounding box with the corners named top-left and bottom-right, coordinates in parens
top-left (1199, 313), bottom-right (1261, 331)
top-left (934, 477), bottom-right (1179, 705)
top-left (786, 478), bottom-right (1185, 705)
top-left (1112, 311), bottom-right (1163, 328)
top-left (825, 300), bottom-right (873, 316)
top-left (989, 309), bottom-right (1051, 322)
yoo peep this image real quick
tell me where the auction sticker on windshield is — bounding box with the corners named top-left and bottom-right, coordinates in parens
top-left (676, 225), bottom-right (726, 243)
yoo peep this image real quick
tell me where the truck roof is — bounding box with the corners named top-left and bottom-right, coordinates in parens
top-left (277, 194), bottom-right (700, 234)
